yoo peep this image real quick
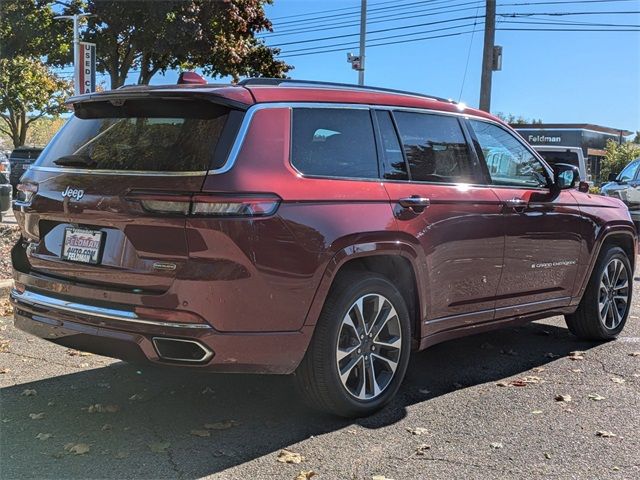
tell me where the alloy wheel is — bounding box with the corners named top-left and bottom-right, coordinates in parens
top-left (598, 258), bottom-right (630, 330)
top-left (335, 294), bottom-right (402, 401)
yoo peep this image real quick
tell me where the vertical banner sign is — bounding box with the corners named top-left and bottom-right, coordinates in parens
top-left (76, 42), bottom-right (96, 93)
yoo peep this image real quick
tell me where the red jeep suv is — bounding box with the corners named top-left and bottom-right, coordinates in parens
top-left (11, 78), bottom-right (636, 417)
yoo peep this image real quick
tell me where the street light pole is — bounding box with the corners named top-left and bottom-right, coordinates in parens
top-left (358, 0), bottom-right (367, 85)
top-left (54, 13), bottom-right (93, 95)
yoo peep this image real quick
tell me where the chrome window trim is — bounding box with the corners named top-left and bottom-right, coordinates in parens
top-left (10, 289), bottom-right (212, 329)
top-left (28, 166), bottom-right (208, 176)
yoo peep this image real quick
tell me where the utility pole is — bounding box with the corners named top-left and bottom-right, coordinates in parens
top-left (54, 13), bottom-right (93, 95)
top-left (479, 0), bottom-right (496, 112)
top-left (358, 0), bottom-right (367, 85)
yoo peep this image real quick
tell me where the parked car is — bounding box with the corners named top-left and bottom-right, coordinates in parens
top-left (600, 157), bottom-right (640, 231)
top-left (0, 152), bottom-right (11, 220)
top-left (8, 146), bottom-right (43, 195)
top-left (10, 78), bottom-right (636, 417)
top-left (531, 145), bottom-right (590, 183)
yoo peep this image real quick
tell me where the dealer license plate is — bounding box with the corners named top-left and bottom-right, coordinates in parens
top-left (61, 227), bottom-right (104, 264)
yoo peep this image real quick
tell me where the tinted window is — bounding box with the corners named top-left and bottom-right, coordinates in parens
top-left (469, 120), bottom-right (548, 188)
top-left (36, 100), bottom-right (230, 172)
top-left (617, 161), bottom-right (639, 182)
top-left (393, 112), bottom-right (480, 183)
top-left (374, 110), bottom-right (408, 180)
top-left (291, 108), bottom-right (378, 178)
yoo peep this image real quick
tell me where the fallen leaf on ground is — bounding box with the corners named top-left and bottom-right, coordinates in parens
top-left (148, 441), bottom-right (170, 453)
top-left (29, 412), bottom-right (45, 420)
top-left (79, 362), bottom-right (89, 368)
top-left (490, 442), bottom-right (504, 449)
top-left (21, 389), bottom-right (37, 396)
top-left (596, 430), bottom-right (616, 438)
top-left (295, 471), bottom-right (316, 480)
top-left (611, 377), bottom-right (626, 384)
top-left (0, 339), bottom-right (10, 353)
top-left (372, 476), bottom-right (394, 480)
top-left (532, 367), bottom-right (546, 373)
top-left (588, 394), bottom-right (606, 401)
top-left (277, 449), bottom-right (304, 464)
top-left (0, 368), bottom-right (8, 374)
top-left (570, 369), bottom-right (583, 373)
top-left (544, 452), bottom-right (552, 459)
top-left (406, 427), bottom-right (428, 436)
top-left (415, 444), bottom-right (431, 455)
top-left (501, 349), bottom-right (518, 356)
top-left (496, 381), bottom-right (509, 387)
top-left (190, 429), bottom-right (210, 437)
top-left (204, 419), bottom-right (239, 430)
top-left (35, 433), bottom-right (52, 440)
top-left (628, 351), bottom-right (640, 357)
top-left (114, 451), bottom-right (129, 459)
top-left (545, 352), bottom-right (560, 359)
top-left (555, 394), bottom-right (572, 402)
top-left (66, 349), bottom-right (92, 357)
top-left (101, 424), bottom-right (112, 431)
top-left (568, 351), bottom-right (585, 361)
top-left (87, 403), bottom-right (120, 413)
top-left (418, 388), bottom-right (430, 395)
top-left (201, 386), bottom-right (215, 394)
top-left (128, 394), bottom-right (143, 401)
top-left (531, 410), bottom-right (543, 415)
top-left (64, 443), bottom-right (90, 455)
top-left (509, 379), bottom-right (528, 387)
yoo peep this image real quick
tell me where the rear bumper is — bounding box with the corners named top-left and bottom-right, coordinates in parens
top-left (10, 287), bottom-right (313, 374)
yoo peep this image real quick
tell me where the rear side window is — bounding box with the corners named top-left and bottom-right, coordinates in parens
top-left (35, 99), bottom-right (234, 172)
top-left (393, 112), bottom-right (481, 183)
top-left (291, 108), bottom-right (379, 179)
top-left (374, 110), bottom-right (408, 180)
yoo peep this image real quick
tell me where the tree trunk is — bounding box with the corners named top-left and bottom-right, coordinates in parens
top-left (17, 111), bottom-right (27, 147)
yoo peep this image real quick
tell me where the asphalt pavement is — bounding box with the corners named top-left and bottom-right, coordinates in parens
top-left (1, 278), bottom-right (639, 479)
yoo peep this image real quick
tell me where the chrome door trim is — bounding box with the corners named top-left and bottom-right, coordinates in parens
top-left (10, 289), bottom-right (212, 329)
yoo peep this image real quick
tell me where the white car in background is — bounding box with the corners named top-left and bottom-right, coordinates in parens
top-left (532, 145), bottom-right (590, 183)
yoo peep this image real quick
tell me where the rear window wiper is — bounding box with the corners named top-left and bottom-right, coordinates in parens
top-left (53, 155), bottom-right (97, 168)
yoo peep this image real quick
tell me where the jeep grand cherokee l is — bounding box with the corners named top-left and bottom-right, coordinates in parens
top-left (11, 78), bottom-right (636, 417)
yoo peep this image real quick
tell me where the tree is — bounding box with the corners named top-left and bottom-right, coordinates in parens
top-left (0, 57), bottom-right (72, 148)
top-left (77, 0), bottom-right (290, 88)
top-left (633, 131), bottom-right (640, 144)
top-left (600, 140), bottom-right (640, 182)
top-left (0, 0), bottom-right (78, 64)
top-left (495, 112), bottom-right (543, 125)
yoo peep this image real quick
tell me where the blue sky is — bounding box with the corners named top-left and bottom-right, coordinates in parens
top-left (84, 0), bottom-right (640, 132)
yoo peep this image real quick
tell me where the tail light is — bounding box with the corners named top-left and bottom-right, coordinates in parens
top-left (126, 192), bottom-right (281, 217)
top-left (0, 160), bottom-right (10, 174)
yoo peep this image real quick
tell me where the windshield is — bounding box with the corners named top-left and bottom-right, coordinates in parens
top-left (538, 151), bottom-right (580, 169)
top-left (36, 99), bottom-right (231, 172)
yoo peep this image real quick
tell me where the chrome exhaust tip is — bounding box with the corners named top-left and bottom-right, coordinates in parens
top-left (152, 337), bottom-right (213, 363)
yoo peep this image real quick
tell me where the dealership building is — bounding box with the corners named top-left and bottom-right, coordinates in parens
top-left (512, 123), bottom-right (633, 182)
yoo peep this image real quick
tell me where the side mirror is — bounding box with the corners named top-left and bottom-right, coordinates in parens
top-left (553, 163), bottom-right (579, 190)
top-left (608, 172), bottom-right (619, 182)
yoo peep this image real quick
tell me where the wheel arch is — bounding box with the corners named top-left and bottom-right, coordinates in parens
top-left (575, 225), bottom-right (637, 302)
top-left (303, 241), bottom-right (425, 348)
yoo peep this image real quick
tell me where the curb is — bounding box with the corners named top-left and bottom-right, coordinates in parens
top-left (0, 279), bottom-right (13, 297)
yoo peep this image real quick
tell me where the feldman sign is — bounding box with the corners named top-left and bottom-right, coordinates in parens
top-left (76, 42), bottom-right (96, 94)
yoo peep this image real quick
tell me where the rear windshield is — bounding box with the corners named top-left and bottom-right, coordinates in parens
top-left (538, 150), bottom-right (580, 169)
top-left (35, 99), bottom-right (234, 172)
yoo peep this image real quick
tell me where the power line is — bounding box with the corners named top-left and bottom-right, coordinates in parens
top-left (270, 14), bottom-right (482, 48)
top-left (269, 0), bottom-right (403, 21)
top-left (263, 0), bottom-right (482, 38)
top-left (459, 3), bottom-right (483, 101)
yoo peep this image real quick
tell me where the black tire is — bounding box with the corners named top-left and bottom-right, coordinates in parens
top-left (565, 246), bottom-right (633, 340)
top-left (294, 271), bottom-right (412, 417)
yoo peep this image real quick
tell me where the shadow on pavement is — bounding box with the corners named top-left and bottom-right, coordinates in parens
top-left (1, 322), bottom-right (599, 479)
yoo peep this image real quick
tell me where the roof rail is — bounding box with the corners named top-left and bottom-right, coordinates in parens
top-left (238, 78), bottom-right (455, 104)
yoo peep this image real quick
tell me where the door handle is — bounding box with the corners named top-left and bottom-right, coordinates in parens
top-left (398, 196), bottom-right (430, 213)
top-left (505, 198), bottom-right (527, 212)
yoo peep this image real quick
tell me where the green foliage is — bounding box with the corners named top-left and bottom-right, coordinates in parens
top-left (77, 0), bottom-right (291, 88)
top-left (0, 57), bottom-right (72, 147)
top-left (600, 140), bottom-right (640, 183)
top-left (0, 0), bottom-right (79, 64)
top-left (495, 112), bottom-right (543, 125)
top-left (588, 185), bottom-right (601, 195)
